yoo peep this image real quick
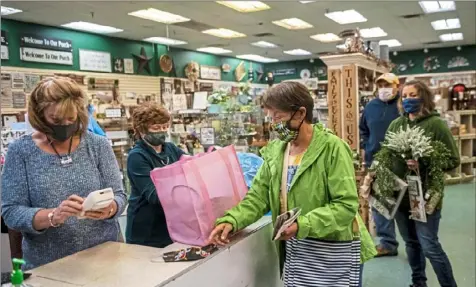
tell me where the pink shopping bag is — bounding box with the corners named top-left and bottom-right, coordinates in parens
top-left (150, 145), bottom-right (248, 246)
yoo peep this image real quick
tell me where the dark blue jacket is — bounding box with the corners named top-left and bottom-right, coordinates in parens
top-left (359, 95), bottom-right (400, 168)
top-left (125, 140), bottom-right (184, 248)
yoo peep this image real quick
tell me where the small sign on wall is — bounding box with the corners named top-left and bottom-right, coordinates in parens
top-left (327, 69), bottom-right (342, 137)
top-left (1, 30), bottom-right (9, 60)
top-left (79, 49), bottom-right (112, 73)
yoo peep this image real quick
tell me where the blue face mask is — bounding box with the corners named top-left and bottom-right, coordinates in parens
top-left (402, 98), bottom-right (422, 114)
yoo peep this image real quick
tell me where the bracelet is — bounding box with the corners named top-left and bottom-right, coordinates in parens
top-left (48, 208), bottom-right (61, 228)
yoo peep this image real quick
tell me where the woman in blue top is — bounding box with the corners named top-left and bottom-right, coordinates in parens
top-left (126, 102), bottom-right (185, 248)
top-left (1, 77), bottom-right (126, 270)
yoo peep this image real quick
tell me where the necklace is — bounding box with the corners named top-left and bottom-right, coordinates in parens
top-left (49, 137), bottom-right (74, 166)
top-left (159, 157), bottom-right (170, 166)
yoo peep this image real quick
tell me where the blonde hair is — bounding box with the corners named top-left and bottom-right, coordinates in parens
top-left (28, 77), bottom-right (88, 136)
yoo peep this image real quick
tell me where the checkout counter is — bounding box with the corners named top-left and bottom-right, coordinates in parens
top-left (24, 216), bottom-right (283, 287)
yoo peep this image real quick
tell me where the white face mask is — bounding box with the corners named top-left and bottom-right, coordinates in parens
top-left (378, 88), bottom-right (394, 101)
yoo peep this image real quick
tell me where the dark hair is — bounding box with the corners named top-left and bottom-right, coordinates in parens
top-left (263, 82), bottom-right (314, 123)
top-left (132, 102), bottom-right (171, 139)
top-left (399, 80), bottom-right (435, 115)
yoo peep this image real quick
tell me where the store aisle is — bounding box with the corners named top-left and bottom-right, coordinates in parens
top-left (363, 183), bottom-right (476, 287)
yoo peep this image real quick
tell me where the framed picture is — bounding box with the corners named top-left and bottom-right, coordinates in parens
top-left (200, 127), bottom-right (215, 145)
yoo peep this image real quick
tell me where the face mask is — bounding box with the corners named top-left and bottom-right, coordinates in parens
top-left (378, 88), bottom-right (394, 101)
top-left (402, 98), bottom-right (422, 114)
top-left (271, 111), bottom-right (304, 143)
top-left (48, 122), bottom-right (78, 142)
top-left (143, 132), bottom-right (167, 147)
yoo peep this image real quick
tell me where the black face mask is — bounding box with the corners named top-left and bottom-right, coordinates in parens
top-left (143, 132), bottom-right (167, 147)
top-left (48, 122), bottom-right (78, 142)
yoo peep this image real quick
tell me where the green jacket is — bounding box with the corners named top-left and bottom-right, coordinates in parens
top-left (386, 112), bottom-right (460, 208)
top-left (216, 124), bottom-right (376, 269)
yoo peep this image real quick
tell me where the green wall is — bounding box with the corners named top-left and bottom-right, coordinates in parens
top-left (265, 59), bottom-right (328, 83)
top-left (1, 19), bottom-right (263, 83)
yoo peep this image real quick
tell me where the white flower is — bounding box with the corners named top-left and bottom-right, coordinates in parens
top-left (383, 126), bottom-right (433, 160)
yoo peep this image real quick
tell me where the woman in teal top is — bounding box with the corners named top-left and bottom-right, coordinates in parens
top-left (126, 102), bottom-right (184, 248)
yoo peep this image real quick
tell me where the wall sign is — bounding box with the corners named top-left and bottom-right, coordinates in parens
top-left (1, 30), bottom-right (9, 60)
top-left (327, 69), bottom-right (342, 137)
top-left (200, 127), bottom-right (216, 145)
top-left (20, 47), bottom-right (73, 65)
top-left (342, 65), bottom-right (357, 149)
top-left (200, 65), bottom-right (221, 80)
top-left (20, 34), bottom-right (72, 51)
top-left (124, 58), bottom-right (134, 74)
top-left (274, 68), bottom-right (296, 76)
top-left (79, 49), bottom-right (112, 73)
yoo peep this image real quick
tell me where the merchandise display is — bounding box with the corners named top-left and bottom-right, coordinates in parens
top-left (1, 1), bottom-right (475, 286)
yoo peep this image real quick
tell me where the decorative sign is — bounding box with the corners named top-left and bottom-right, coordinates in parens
top-left (200, 127), bottom-right (216, 145)
top-left (200, 65), bottom-right (221, 80)
top-left (79, 49), bottom-right (112, 72)
top-left (1, 30), bottom-right (9, 60)
top-left (342, 65), bottom-right (357, 149)
top-left (105, 108), bottom-right (122, 118)
top-left (274, 68), bottom-right (296, 76)
top-left (448, 56), bottom-right (469, 69)
top-left (20, 34), bottom-right (72, 51)
top-left (327, 69), bottom-right (342, 137)
top-left (88, 78), bottom-right (117, 91)
top-left (173, 94), bottom-right (188, 111)
top-left (24, 74), bottom-right (41, 93)
top-left (54, 73), bottom-right (84, 85)
top-left (124, 58), bottom-right (134, 74)
top-left (113, 58), bottom-right (124, 73)
top-left (12, 91), bottom-right (26, 109)
top-left (20, 47), bottom-right (73, 65)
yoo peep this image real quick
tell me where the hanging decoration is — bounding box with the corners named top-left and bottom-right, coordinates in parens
top-left (221, 63), bottom-right (231, 73)
top-left (113, 58), bottom-right (124, 73)
top-left (338, 29), bottom-right (364, 54)
top-left (447, 56), bottom-right (469, 69)
top-left (184, 61), bottom-right (200, 82)
top-left (265, 72), bottom-right (274, 87)
top-left (256, 68), bottom-right (264, 82)
top-left (300, 69), bottom-right (311, 79)
top-left (159, 54), bottom-right (173, 73)
top-left (234, 61), bottom-right (246, 82)
top-left (423, 56), bottom-right (440, 72)
top-left (132, 47), bottom-right (153, 74)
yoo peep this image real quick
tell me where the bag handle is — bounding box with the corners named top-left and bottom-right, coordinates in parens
top-left (279, 143), bottom-right (291, 214)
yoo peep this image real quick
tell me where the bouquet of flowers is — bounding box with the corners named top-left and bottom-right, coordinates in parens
top-left (208, 88), bottom-right (230, 105)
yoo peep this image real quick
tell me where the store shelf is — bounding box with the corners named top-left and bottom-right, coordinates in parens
top-left (460, 134), bottom-right (476, 140)
top-left (461, 157), bottom-right (476, 164)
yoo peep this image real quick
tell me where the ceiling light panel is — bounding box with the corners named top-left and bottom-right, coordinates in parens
top-left (419, 1), bottom-right (456, 14)
top-left (202, 28), bottom-right (246, 38)
top-left (379, 39), bottom-right (402, 47)
top-left (251, 41), bottom-right (278, 48)
top-left (128, 8), bottom-right (190, 24)
top-left (1, 6), bottom-right (22, 16)
top-left (360, 27), bottom-right (387, 38)
top-left (61, 22), bottom-right (123, 34)
top-left (284, 49), bottom-right (312, 56)
top-left (236, 54), bottom-right (278, 63)
top-left (439, 32), bottom-right (463, 42)
top-left (197, 47), bottom-right (232, 54)
top-left (310, 33), bottom-right (341, 43)
top-left (431, 18), bottom-right (461, 30)
top-left (325, 9), bottom-right (367, 25)
top-left (272, 18), bottom-right (313, 30)
top-left (143, 37), bottom-right (187, 46)
top-left (300, 1), bottom-right (316, 3)
top-left (216, 1), bottom-right (270, 13)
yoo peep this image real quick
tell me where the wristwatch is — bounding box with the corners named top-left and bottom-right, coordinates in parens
top-left (48, 209), bottom-right (61, 228)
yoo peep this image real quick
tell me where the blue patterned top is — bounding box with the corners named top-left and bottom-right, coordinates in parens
top-left (286, 153), bottom-right (304, 192)
top-left (1, 132), bottom-right (127, 270)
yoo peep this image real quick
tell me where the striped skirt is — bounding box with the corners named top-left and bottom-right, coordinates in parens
top-left (283, 237), bottom-right (361, 287)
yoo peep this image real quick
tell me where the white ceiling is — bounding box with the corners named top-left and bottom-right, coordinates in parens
top-left (2, 0), bottom-right (476, 61)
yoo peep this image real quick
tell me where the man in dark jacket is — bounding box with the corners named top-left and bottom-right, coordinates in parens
top-left (359, 73), bottom-right (401, 257)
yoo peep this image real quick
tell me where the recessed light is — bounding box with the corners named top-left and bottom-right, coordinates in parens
top-left (1, 6), bottom-right (22, 16)
top-left (325, 9), bottom-right (367, 25)
top-left (216, 1), bottom-right (270, 13)
top-left (251, 41), bottom-right (278, 48)
top-left (272, 18), bottom-right (313, 30)
top-left (439, 33), bottom-right (463, 42)
top-left (143, 37), bottom-right (187, 46)
top-left (202, 28), bottom-right (246, 38)
top-left (196, 47), bottom-right (232, 54)
top-left (359, 27), bottom-right (388, 38)
top-left (61, 21), bottom-right (123, 34)
top-left (379, 39), bottom-right (402, 47)
top-left (310, 33), bottom-right (341, 43)
top-left (236, 54), bottom-right (278, 63)
top-left (431, 18), bottom-right (461, 30)
top-left (419, 1), bottom-right (456, 14)
top-left (128, 8), bottom-right (190, 24)
top-left (300, 1), bottom-right (316, 3)
top-left (284, 49), bottom-right (312, 56)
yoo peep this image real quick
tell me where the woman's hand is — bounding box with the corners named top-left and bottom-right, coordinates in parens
top-left (208, 223), bottom-right (233, 246)
top-left (278, 223), bottom-right (298, 241)
top-left (407, 159), bottom-right (419, 171)
top-left (53, 195), bottom-right (84, 225)
top-left (84, 201), bottom-right (118, 220)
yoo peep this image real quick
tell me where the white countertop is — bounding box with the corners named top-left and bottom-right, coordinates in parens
top-left (25, 216), bottom-right (273, 287)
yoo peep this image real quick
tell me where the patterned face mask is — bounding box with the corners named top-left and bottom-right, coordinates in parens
top-left (271, 110), bottom-right (304, 143)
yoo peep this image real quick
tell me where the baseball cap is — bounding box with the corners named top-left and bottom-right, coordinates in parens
top-left (375, 73), bottom-right (399, 85)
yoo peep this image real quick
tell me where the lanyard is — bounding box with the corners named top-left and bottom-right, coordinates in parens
top-left (49, 137), bottom-right (74, 166)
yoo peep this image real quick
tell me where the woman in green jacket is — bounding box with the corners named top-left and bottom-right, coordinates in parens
top-left (209, 82), bottom-right (376, 287)
top-left (385, 80), bottom-right (459, 287)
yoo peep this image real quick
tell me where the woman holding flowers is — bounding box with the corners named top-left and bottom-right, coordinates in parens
top-left (379, 80), bottom-right (459, 287)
